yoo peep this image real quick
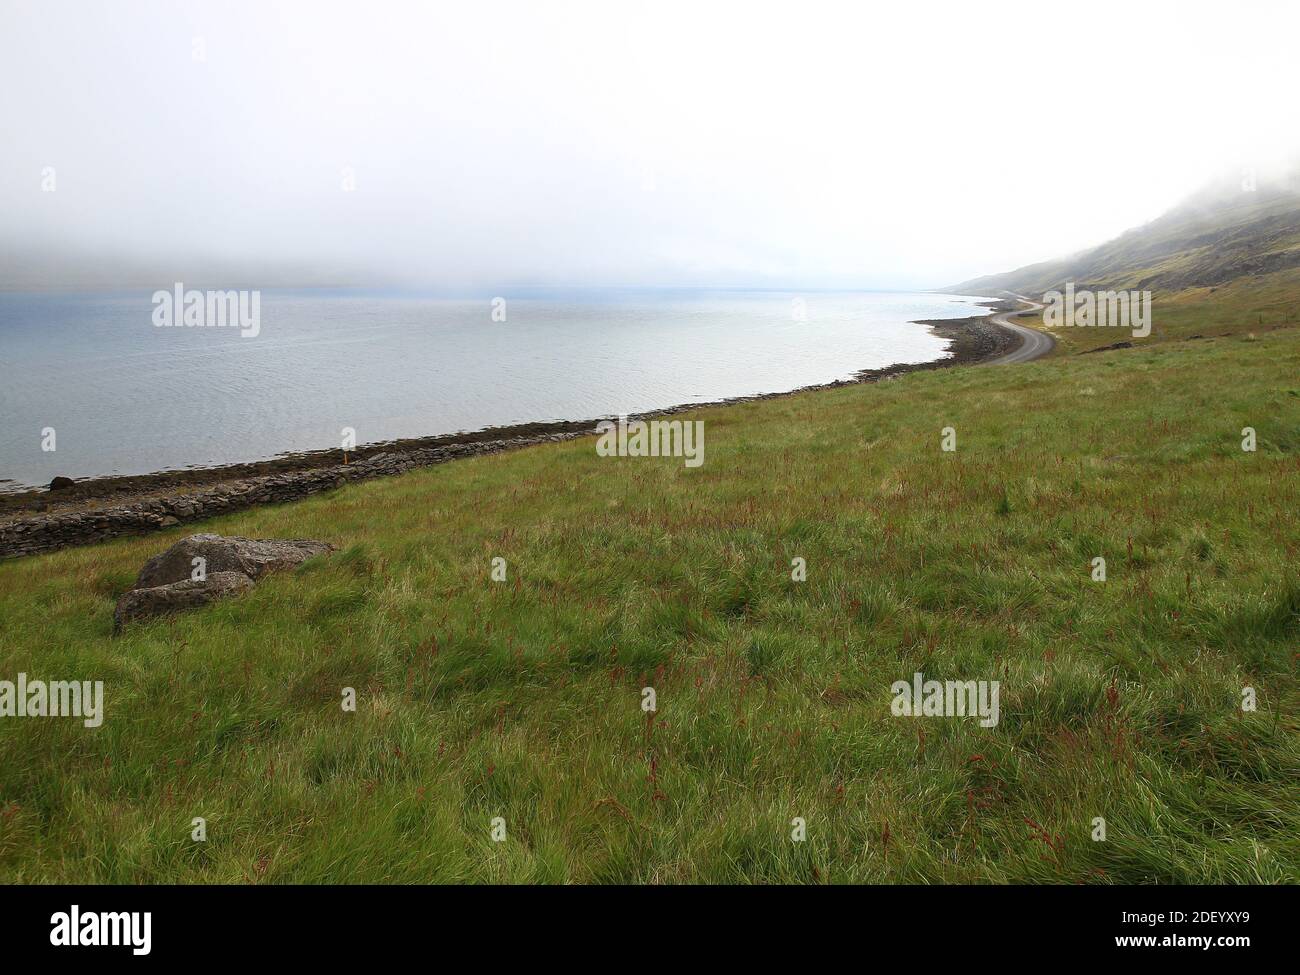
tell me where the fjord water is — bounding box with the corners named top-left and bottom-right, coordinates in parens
top-left (0, 290), bottom-right (987, 489)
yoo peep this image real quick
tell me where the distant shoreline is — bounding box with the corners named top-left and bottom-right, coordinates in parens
top-left (0, 297), bottom-right (1031, 559)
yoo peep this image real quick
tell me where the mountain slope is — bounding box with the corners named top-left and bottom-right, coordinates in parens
top-left (949, 167), bottom-right (1300, 297)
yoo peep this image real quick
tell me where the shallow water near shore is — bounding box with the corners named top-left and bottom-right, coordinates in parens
top-left (0, 289), bottom-right (987, 489)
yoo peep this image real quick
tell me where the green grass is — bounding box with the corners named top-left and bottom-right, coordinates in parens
top-left (1, 325), bottom-right (1298, 884)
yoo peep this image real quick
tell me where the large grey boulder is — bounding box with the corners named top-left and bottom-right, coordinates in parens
top-left (113, 533), bottom-right (335, 632)
top-left (113, 571), bottom-right (255, 632)
top-left (134, 533), bottom-right (335, 589)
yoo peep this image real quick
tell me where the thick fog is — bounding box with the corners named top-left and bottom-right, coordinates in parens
top-left (2, 0), bottom-right (1298, 292)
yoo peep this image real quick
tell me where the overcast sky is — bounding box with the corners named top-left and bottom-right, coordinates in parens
top-left (2, 0), bottom-right (1298, 292)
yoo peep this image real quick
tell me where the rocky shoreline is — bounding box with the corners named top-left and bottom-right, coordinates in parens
top-left (0, 301), bottom-right (1022, 560)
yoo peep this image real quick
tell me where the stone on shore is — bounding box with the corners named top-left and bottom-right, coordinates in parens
top-left (113, 571), bottom-right (255, 632)
top-left (134, 533), bottom-right (336, 589)
top-left (112, 533), bottom-right (335, 631)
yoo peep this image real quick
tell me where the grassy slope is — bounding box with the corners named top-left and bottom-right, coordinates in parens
top-left (1, 322), bottom-right (1298, 884)
top-left (953, 180), bottom-right (1300, 298)
top-left (1016, 267), bottom-right (1300, 355)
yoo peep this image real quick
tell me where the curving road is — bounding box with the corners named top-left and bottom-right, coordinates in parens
top-left (982, 292), bottom-right (1055, 364)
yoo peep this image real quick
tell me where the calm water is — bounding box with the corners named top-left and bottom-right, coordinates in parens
top-left (0, 289), bottom-right (986, 489)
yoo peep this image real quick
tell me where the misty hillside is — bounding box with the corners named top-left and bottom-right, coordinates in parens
top-left (948, 167), bottom-right (1300, 296)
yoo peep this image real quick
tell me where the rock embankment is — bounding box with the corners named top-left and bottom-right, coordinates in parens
top-left (0, 311), bottom-right (1032, 562)
top-left (1, 432), bottom-right (585, 560)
